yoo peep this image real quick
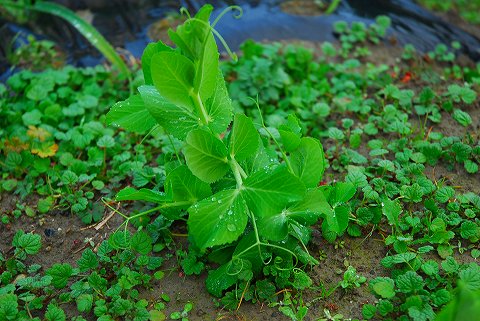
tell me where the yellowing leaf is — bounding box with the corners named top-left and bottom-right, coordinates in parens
top-left (31, 143), bottom-right (58, 158)
top-left (4, 137), bottom-right (29, 153)
top-left (27, 125), bottom-right (51, 141)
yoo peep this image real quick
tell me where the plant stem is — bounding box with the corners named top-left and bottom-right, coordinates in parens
top-left (229, 158), bottom-right (244, 189)
top-left (191, 91), bottom-right (209, 126)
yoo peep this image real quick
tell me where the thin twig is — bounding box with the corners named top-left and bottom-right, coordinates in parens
top-left (94, 203), bottom-right (120, 231)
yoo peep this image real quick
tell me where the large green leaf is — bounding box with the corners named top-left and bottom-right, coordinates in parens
top-left (330, 182), bottom-right (356, 204)
top-left (150, 51), bottom-right (195, 109)
top-left (106, 95), bottom-right (156, 133)
top-left (205, 262), bottom-right (239, 297)
top-left (242, 166), bottom-right (306, 217)
top-left (138, 85), bottom-right (198, 139)
top-left (165, 165), bottom-right (211, 202)
top-left (141, 41), bottom-right (174, 85)
top-left (184, 128), bottom-right (229, 183)
top-left (206, 71), bottom-right (233, 134)
top-left (290, 137), bottom-right (325, 188)
top-left (166, 5), bottom-right (217, 102)
top-left (188, 189), bottom-right (247, 250)
top-left (229, 114), bottom-right (259, 162)
top-left (243, 139), bottom-right (278, 175)
top-left (287, 188), bottom-right (332, 225)
top-left (382, 198), bottom-right (402, 227)
top-left (115, 187), bottom-right (170, 204)
top-left (257, 188), bottom-right (330, 241)
top-left (323, 204), bottom-right (350, 234)
top-left (279, 114), bottom-right (302, 152)
top-left (194, 28), bottom-right (218, 102)
top-left (168, 5), bottom-right (212, 59)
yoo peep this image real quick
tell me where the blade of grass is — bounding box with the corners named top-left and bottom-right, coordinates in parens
top-left (325, 0), bottom-right (341, 15)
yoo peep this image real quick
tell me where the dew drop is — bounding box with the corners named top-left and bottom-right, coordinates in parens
top-left (227, 224), bottom-right (237, 232)
top-left (217, 199), bottom-right (222, 204)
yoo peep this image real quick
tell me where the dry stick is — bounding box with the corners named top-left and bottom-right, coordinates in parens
top-left (80, 202), bottom-right (120, 231)
top-left (94, 202), bottom-right (120, 231)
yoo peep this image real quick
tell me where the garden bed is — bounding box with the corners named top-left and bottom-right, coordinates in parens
top-left (1, 3), bottom-right (479, 321)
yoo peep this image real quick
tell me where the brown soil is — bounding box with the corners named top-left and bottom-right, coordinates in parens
top-left (280, 0), bottom-right (325, 16)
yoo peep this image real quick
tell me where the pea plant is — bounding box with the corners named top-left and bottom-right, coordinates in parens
top-left (107, 4), bottom-right (354, 296)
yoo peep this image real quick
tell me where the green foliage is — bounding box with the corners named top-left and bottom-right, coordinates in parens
top-left (108, 4), bottom-right (346, 299)
top-left (0, 65), bottom-right (133, 222)
top-left (1, 3), bottom-right (480, 320)
top-left (418, 0), bottom-right (480, 24)
top-left (0, 229), bottom-right (166, 320)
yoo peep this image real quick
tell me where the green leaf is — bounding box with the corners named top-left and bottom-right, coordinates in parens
top-left (324, 204), bottom-right (350, 234)
top-left (460, 221), bottom-right (478, 240)
top-left (279, 114), bottom-right (302, 152)
top-left (452, 109), bottom-right (472, 127)
top-left (432, 289), bottom-right (451, 306)
top-left (229, 114), bottom-right (259, 162)
top-left (88, 272), bottom-right (108, 292)
top-left (22, 109), bottom-right (43, 126)
top-left (370, 277), bottom-right (395, 299)
top-left (45, 304), bottom-right (66, 321)
top-left (459, 265), bottom-right (480, 290)
top-left (139, 85), bottom-right (198, 140)
top-left (109, 231), bottom-right (131, 250)
top-left (362, 304), bottom-right (377, 319)
top-left (97, 135), bottom-right (115, 148)
top-left (150, 310), bottom-right (166, 321)
top-left (77, 248), bottom-right (98, 272)
top-left (205, 71), bottom-right (233, 134)
top-left (464, 160), bottom-right (479, 174)
top-left (151, 51), bottom-right (195, 109)
top-left (106, 95), bottom-right (156, 133)
top-left (395, 271), bottom-right (423, 294)
top-left (184, 128), bottom-right (229, 183)
top-left (330, 182), bottom-right (356, 204)
top-left (0, 293), bottom-right (18, 320)
top-left (382, 199), bottom-right (401, 227)
top-left (165, 165), bottom-right (211, 202)
top-left (242, 166), bottom-right (306, 216)
top-left (115, 187), bottom-right (170, 204)
top-left (168, 5), bottom-right (214, 63)
top-left (293, 270), bottom-right (312, 290)
top-left (279, 130), bottom-right (301, 152)
top-left (205, 262), bottom-right (239, 297)
top-left (77, 294), bottom-right (93, 313)
top-left (141, 41), bottom-right (174, 85)
top-left (188, 189), bottom-right (247, 250)
top-left (37, 196), bottom-right (54, 214)
top-left (401, 183), bottom-right (424, 203)
top-left (17, 233), bottom-right (41, 255)
top-left (130, 231), bottom-right (153, 255)
top-left (290, 137), bottom-right (325, 188)
top-left (435, 186), bottom-right (455, 203)
top-left (193, 27), bottom-right (218, 102)
top-left (257, 188), bottom-right (329, 241)
top-left (421, 260), bottom-right (439, 276)
top-left (46, 264), bottom-right (74, 288)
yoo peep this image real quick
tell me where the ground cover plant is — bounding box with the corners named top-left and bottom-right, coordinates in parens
top-left (1, 2), bottom-right (480, 321)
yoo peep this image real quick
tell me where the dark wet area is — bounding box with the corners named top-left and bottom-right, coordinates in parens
top-left (1, 0), bottom-right (480, 78)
